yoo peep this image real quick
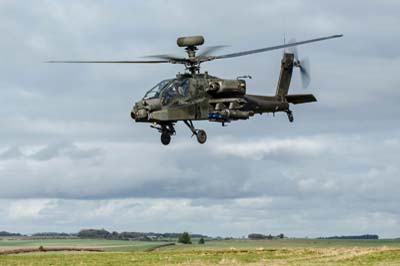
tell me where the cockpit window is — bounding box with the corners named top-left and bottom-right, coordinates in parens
top-left (143, 79), bottom-right (172, 100)
top-left (162, 79), bottom-right (189, 105)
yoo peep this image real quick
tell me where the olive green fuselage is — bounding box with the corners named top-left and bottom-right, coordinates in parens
top-left (131, 53), bottom-right (315, 125)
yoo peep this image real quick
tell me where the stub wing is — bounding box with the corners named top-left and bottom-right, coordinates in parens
top-left (286, 94), bottom-right (317, 104)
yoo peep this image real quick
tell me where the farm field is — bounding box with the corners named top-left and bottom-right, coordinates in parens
top-left (0, 238), bottom-right (169, 252)
top-left (1, 239), bottom-right (400, 265)
top-left (165, 238), bottom-right (400, 250)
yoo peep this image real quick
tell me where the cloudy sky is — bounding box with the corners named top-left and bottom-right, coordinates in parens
top-left (0, 0), bottom-right (399, 238)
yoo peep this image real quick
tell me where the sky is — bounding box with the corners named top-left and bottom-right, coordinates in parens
top-left (0, 0), bottom-right (399, 238)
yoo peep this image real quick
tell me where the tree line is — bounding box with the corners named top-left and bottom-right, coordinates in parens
top-left (248, 233), bottom-right (285, 240)
top-left (0, 230), bottom-right (381, 241)
top-left (318, 234), bottom-right (379, 239)
top-left (77, 229), bottom-right (207, 241)
top-left (0, 231), bottom-right (23, 237)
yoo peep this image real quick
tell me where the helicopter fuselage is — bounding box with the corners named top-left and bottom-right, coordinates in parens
top-left (130, 53), bottom-right (317, 145)
top-left (131, 74), bottom-right (289, 124)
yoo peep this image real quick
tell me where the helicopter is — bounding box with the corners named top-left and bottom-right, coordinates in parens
top-left (48, 34), bottom-right (342, 145)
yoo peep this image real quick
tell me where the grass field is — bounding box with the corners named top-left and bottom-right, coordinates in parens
top-left (0, 239), bottom-right (144, 247)
top-left (166, 238), bottom-right (400, 250)
top-left (0, 238), bottom-right (169, 252)
top-left (1, 238), bottom-right (400, 265)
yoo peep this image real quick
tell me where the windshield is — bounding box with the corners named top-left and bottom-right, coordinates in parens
top-left (162, 79), bottom-right (190, 105)
top-left (143, 79), bottom-right (172, 100)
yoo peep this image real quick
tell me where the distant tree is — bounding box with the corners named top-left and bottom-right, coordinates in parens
top-left (32, 232), bottom-right (71, 237)
top-left (78, 229), bottom-right (110, 239)
top-left (248, 233), bottom-right (266, 240)
top-left (110, 231), bottom-right (119, 239)
top-left (278, 234), bottom-right (285, 239)
top-left (198, 237), bottom-right (205, 244)
top-left (178, 232), bottom-right (192, 244)
top-left (318, 234), bottom-right (379, 240)
top-left (248, 233), bottom-right (280, 240)
top-left (119, 231), bottom-right (143, 240)
top-left (0, 231), bottom-right (22, 237)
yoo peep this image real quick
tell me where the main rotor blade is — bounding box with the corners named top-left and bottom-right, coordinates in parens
top-left (198, 45), bottom-right (229, 57)
top-left (287, 38), bottom-right (298, 60)
top-left (46, 60), bottom-right (170, 64)
top-left (143, 54), bottom-right (185, 61)
top-left (215, 34), bottom-right (343, 59)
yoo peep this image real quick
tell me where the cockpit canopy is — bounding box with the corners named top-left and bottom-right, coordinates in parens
top-left (143, 79), bottom-right (171, 100)
top-left (143, 78), bottom-right (190, 105)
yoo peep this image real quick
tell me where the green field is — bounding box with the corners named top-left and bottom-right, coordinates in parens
top-left (0, 238), bottom-right (169, 252)
top-left (1, 238), bottom-right (400, 265)
top-left (0, 239), bottom-right (146, 247)
top-left (166, 238), bottom-right (400, 250)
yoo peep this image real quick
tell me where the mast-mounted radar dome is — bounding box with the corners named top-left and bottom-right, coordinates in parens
top-left (177, 36), bottom-right (205, 47)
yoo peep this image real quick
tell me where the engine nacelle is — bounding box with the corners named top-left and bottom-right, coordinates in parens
top-left (207, 79), bottom-right (246, 96)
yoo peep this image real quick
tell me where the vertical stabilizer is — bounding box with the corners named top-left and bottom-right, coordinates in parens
top-left (275, 53), bottom-right (295, 100)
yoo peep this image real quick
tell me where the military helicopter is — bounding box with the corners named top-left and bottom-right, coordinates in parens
top-left (48, 34), bottom-right (342, 145)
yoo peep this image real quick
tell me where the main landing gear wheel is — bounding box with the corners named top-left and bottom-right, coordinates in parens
top-left (151, 123), bottom-right (175, 145)
top-left (183, 120), bottom-right (207, 144)
top-left (196, 130), bottom-right (207, 144)
top-left (160, 132), bottom-right (171, 145)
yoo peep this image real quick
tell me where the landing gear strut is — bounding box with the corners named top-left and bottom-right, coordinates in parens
top-left (152, 121), bottom-right (207, 145)
top-left (184, 120), bottom-right (207, 144)
top-left (152, 123), bottom-right (176, 145)
top-left (286, 110), bottom-right (294, 123)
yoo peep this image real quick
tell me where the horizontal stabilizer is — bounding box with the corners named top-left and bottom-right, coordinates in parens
top-left (286, 94), bottom-right (317, 104)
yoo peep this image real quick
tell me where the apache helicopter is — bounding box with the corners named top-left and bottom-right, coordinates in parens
top-left (48, 34), bottom-right (342, 145)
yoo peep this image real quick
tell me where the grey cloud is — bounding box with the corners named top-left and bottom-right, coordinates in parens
top-left (0, 134), bottom-right (399, 204)
top-left (0, 197), bottom-right (398, 238)
top-left (31, 142), bottom-right (101, 161)
top-left (0, 146), bottom-right (24, 160)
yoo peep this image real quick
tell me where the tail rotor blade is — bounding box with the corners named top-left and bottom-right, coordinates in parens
top-left (299, 57), bottom-right (311, 89)
top-left (284, 40), bottom-right (311, 89)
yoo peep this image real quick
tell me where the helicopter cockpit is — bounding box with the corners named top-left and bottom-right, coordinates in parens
top-left (144, 78), bottom-right (190, 105)
top-left (161, 79), bottom-right (189, 104)
top-left (143, 79), bottom-right (172, 100)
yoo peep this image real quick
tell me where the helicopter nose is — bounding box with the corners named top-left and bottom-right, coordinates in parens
top-left (132, 108), bottom-right (149, 121)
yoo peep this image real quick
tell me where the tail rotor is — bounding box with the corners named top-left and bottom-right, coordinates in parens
top-left (287, 39), bottom-right (311, 89)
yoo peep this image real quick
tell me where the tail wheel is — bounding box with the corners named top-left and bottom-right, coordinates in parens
top-left (196, 130), bottom-right (207, 144)
top-left (161, 132), bottom-right (171, 145)
top-left (287, 111), bottom-right (294, 123)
